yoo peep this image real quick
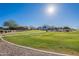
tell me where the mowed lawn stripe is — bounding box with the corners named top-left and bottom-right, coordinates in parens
top-left (3, 30), bottom-right (79, 55)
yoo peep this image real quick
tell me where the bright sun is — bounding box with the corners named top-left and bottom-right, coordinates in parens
top-left (45, 4), bottom-right (56, 16)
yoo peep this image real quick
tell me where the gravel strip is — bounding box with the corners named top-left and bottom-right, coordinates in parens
top-left (0, 39), bottom-right (66, 56)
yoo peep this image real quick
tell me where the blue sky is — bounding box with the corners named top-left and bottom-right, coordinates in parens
top-left (0, 3), bottom-right (79, 28)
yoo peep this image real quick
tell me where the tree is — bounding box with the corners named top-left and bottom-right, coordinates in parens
top-left (3, 20), bottom-right (18, 30)
top-left (16, 26), bottom-right (28, 30)
top-left (0, 27), bottom-right (3, 29)
top-left (63, 26), bottom-right (71, 29)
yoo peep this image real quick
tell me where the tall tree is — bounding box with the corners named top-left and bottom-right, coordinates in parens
top-left (3, 20), bottom-right (18, 30)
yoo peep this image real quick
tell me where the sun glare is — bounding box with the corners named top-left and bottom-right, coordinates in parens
top-left (45, 4), bottom-right (56, 16)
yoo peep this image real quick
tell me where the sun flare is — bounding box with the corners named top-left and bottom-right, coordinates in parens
top-left (45, 4), bottom-right (56, 16)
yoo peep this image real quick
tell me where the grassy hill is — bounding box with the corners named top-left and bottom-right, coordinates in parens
top-left (3, 30), bottom-right (79, 55)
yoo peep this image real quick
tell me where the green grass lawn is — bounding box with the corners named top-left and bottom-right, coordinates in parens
top-left (3, 30), bottom-right (79, 55)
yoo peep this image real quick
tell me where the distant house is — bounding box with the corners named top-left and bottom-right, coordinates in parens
top-left (52, 28), bottom-right (74, 32)
top-left (37, 26), bottom-right (75, 32)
